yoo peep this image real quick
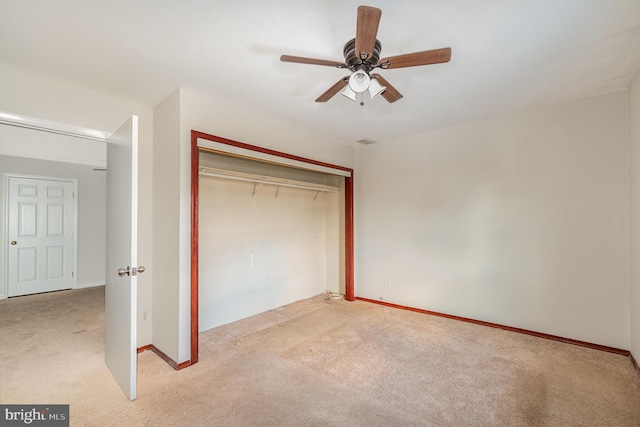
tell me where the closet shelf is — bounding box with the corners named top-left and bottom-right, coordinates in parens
top-left (199, 167), bottom-right (340, 193)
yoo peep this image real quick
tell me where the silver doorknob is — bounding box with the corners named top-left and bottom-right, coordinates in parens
top-left (117, 266), bottom-right (131, 277)
top-left (11, 241), bottom-right (17, 245)
top-left (118, 266), bottom-right (145, 277)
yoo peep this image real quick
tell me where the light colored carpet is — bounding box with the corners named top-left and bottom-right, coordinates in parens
top-left (1, 287), bottom-right (640, 426)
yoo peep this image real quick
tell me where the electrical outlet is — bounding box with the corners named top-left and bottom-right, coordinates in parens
top-left (385, 277), bottom-right (391, 287)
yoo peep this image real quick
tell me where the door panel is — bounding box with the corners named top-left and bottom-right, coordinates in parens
top-left (18, 248), bottom-right (37, 281)
top-left (7, 176), bottom-right (75, 297)
top-left (19, 203), bottom-right (37, 235)
top-left (47, 204), bottom-right (65, 235)
top-left (105, 115), bottom-right (138, 401)
top-left (46, 246), bottom-right (64, 278)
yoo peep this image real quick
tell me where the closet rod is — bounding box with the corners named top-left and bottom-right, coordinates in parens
top-left (199, 170), bottom-right (339, 193)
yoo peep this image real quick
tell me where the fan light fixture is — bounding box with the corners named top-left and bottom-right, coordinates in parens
top-left (340, 71), bottom-right (386, 104)
top-left (281, 6), bottom-right (452, 104)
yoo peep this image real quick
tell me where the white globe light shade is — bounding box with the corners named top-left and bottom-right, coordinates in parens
top-left (348, 70), bottom-right (371, 93)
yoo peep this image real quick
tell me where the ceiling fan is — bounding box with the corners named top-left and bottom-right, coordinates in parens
top-left (280, 5), bottom-right (452, 104)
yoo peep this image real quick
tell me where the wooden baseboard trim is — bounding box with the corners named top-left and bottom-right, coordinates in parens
top-left (136, 345), bottom-right (192, 371)
top-left (176, 360), bottom-right (192, 370)
top-left (355, 297), bottom-right (629, 356)
top-left (137, 345), bottom-right (152, 353)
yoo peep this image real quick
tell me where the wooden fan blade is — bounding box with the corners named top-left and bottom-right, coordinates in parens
top-left (371, 74), bottom-right (403, 103)
top-left (315, 77), bottom-right (349, 102)
top-left (380, 47), bottom-right (452, 69)
top-left (355, 6), bottom-right (382, 60)
top-left (280, 55), bottom-right (347, 68)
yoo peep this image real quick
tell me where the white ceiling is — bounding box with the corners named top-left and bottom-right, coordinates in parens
top-left (1, 0), bottom-right (639, 144)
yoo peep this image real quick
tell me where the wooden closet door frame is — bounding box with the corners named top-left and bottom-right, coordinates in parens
top-left (190, 130), bottom-right (354, 365)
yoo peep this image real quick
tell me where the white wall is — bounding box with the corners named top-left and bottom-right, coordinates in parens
top-left (628, 70), bottom-right (640, 362)
top-left (355, 91), bottom-right (629, 349)
top-left (151, 90), bottom-right (181, 360)
top-left (0, 155), bottom-right (106, 293)
top-left (198, 152), bottom-right (341, 331)
top-left (0, 64), bottom-right (154, 346)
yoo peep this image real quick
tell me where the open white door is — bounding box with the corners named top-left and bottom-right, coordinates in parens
top-left (105, 116), bottom-right (139, 400)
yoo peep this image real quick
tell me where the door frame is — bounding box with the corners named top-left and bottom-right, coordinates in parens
top-left (3, 173), bottom-right (78, 298)
top-left (190, 130), bottom-right (354, 365)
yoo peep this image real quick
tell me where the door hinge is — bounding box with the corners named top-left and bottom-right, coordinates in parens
top-left (72, 272), bottom-right (74, 278)
top-left (72, 192), bottom-right (75, 198)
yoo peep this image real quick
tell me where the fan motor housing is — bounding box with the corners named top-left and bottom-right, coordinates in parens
top-left (343, 38), bottom-right (382, 71)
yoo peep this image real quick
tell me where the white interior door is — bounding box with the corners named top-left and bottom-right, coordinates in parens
top-left (6, 175), bottom-right (76, 297)
top-left (105, 115), bottom-right (139, 400)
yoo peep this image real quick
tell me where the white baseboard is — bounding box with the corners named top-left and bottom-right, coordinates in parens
top-left (76, 281), bottom-right (105, 289)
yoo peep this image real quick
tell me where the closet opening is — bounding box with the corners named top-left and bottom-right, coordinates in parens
top-left (190, 131), bottom-right (354, 365)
